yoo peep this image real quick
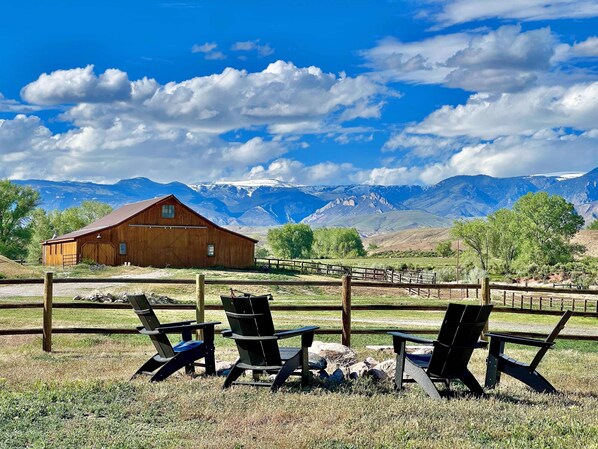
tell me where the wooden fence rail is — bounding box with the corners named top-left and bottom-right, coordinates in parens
top-left (1, 273), bottom-right (597, 352)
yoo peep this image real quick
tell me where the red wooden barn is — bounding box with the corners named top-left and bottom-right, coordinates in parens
top-left (42, 195), bottom-right (256, 268)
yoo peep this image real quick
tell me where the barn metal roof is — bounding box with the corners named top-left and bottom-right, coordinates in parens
top-left (43, 194), bottom-right (258, 244)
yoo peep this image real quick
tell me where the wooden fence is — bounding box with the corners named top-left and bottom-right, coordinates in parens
top-left (1, 274), bottom-right (597, 352)
top-left (254, 257), bottom-right (437, 284)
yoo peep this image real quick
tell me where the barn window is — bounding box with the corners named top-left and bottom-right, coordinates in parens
top-left (162, 205), bottom-right (175, 218)
top-left (207, 244), bottom-right (215, 257)
top-left (119, 242), bottom-right (127, 255)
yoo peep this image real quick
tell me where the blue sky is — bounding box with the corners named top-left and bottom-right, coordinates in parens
top-left (1, 0), bottom-right (598, 185)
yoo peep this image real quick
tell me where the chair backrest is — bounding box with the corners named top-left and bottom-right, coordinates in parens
top-left (221, 295), bottom-right (282, 367)
top-left (529, 310), bottom-right (573, 371)
top-left (428, 303), bottom-right (493, 378)
top-left (128, 294), bottom-right (175, 359)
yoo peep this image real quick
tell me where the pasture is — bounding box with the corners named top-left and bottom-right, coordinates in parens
top-left (1, 265), bottom-right (597, 448)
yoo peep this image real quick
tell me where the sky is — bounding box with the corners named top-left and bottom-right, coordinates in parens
top-left (1, 0), bottom-right (598, 186)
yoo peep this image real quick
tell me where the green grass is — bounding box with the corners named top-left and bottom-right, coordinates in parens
top-left (310, 257), bottom-right (457, 270)
top-left (2, 266), bottom-right (598, 448)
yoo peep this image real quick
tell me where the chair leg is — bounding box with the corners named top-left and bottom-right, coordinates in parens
top-left (502, 365), bottom-right (557, 393)
top-left (131, 355), bottom-right (163, 380)
top-left (404, 358), bottom-right (441, 400)
top-left (393, 338), bottom-right (406, 390)
top-left (271, 352), bottom-right (302, 391)
top-left (459, 369), bottom-right (485, 396)
top-left (485, 338), bottom-right (504, 389)
top-left (204, 344), bottom-right (216, 375)
top-left (223, 360), bottom-right (245, 389)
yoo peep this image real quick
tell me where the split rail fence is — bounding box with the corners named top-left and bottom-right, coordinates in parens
top-left (1, 273), bottom-right (597, 353)
top-left (254, 257), bottom-right (437, 283)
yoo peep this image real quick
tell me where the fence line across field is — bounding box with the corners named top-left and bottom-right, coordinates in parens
top-left (1, 273), bottom-right (597, 352)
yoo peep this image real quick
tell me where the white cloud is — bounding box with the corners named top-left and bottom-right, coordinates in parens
top-left (428, 0), bottom-right (598, 28)
top-left (363, 25), bottom-right (597, 93)
top-left (21, 65), bottom-right (132, 105)
top-left (246, 158), bottom-right (355, 185)
top-left (191, 42), bottom-right (218, 53)
top-left (409, 82), bottom-right (598, 139)
top-left (351, 166), bottom-right (423, 185)
top-left (191, 42), bottom-right (226, 60)
top-left (231, 40), bottom-right (275, 57)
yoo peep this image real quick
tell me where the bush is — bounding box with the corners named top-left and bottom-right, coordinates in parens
top-left (465, 267), bottom-right (488, 283)
top-left (436, 267), bottom-right (456, 282)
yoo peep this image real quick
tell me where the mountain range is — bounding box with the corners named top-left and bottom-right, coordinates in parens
top-left (13, 167), bottom-right (598, 234)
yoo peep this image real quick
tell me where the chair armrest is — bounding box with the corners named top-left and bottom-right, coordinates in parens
top-left (221, 329), bottom-right (232, 338)
top-left (156, 321), bottom-right (220, 333)
top-left (275, 326), bottom-right (319, 340)
top-left (475, 339), bottom-right (489, 349)
top-left (486, 332), bottom-right (554, 348)
top-left (223, 333), bottom-right (278, 341)
top-left (388, 331), bottom-right (434, 345)
top-left (157, 320), bottom-right (195, 328)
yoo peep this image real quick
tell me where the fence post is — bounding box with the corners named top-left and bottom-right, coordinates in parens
top-left (196, 274), bottom-right (205, 340)
top-left (480, 277), bottom-right (490, 339)
top-left (341, 275), bottom-right (352, 347)
top-left (43, 271), bottom-right (53, 352)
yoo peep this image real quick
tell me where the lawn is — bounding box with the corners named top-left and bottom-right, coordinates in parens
top-left (1, 266), bottom-right (598, 448)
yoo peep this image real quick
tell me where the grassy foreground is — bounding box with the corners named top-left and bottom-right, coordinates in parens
top-left (1, 266), bottom-right (598, 448)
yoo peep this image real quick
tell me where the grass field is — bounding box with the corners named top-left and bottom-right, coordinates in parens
top-left (1, 265), bottom-right (598, 448)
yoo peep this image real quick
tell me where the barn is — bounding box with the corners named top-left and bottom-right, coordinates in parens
top-left (42, 195), bottom-right (257, 268)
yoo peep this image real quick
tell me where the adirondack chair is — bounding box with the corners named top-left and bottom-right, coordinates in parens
top-left (128, 294), bottom-right (220, 382)
top-left (485, 310), bottom-right (572, 393)
top-left (220, 294), bottom-right (319, 391)
top-left (389, 303), bottom-right (493, 399)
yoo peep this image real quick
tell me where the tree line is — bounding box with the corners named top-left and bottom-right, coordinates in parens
top-left (266, 224), bottom-right (366, 259)
top-left (452, 192), bottom-right (585, 274)
top-left (0, 180), bottom-right (112, 262)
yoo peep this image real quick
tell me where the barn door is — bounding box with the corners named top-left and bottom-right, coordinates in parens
top-left (81, 243), bottom-right (116, 265)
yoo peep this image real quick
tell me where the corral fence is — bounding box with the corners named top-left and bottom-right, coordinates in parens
top-left (1, 274), bottom-right (597, 352)
top-left (254, 257), bottom-right (437, 284)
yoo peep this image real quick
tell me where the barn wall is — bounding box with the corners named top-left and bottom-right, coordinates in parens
top-left (74, 198), bottom-right (255, 268)
top-left (42, 241), bottom-right (78, 266)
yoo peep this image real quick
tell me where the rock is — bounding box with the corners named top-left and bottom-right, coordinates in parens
top-left (73, 291), bottom-right (179, 304)
top-left (349, 362), bottom-right (369, 379)
top-left (364, 357), bottom-right (379, 367)
top-left (408, 346), bottom-right (433, 355)
top-left (375, 359), bottom-right (396, 378)
top-left (308, 352), bottom-right (327, 370)
top-left (366, 368), bottom-right (388, 381)
top-left (310, 341), bottom-right (357, 365)
top-left (365, 345), bottom-right (393, 351)
top-left (215, 360), bottom-right (234, 377)
top-left (328, 368), bottom-right (345, 384)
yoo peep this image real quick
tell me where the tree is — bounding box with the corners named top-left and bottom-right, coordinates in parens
top-left (435, 240), bottom-right (454, 257)
top-left (512, 192), bottom-right (584, 265)
top-left (488, 209), bottom-right (520, 274)
top-left (267, 223), bottom-right (313, 259)
top-left (451, 219), bottom-right (491, 270)
top-left (0, 180), bottom-right (40, 259)
top-left (587, 219), bottom-right (598, 230)
top-left (26, 201), bottom-right (113, 263)
top-left (312, 228), bottom-right (366, 258)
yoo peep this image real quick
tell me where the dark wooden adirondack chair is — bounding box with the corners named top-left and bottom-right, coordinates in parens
top-left (389, 303), bottom-right (493, 399)
top-left (128, 294), bottom-right (220, 381)
top-left (485, 310), bottom-right (572, 393)
top-left (220, 294), bottom-right (319, 391)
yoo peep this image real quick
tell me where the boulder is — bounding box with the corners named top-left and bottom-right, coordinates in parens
top-left (308, 352), bottom-right (328, 370)
top-left (214, 360), bottom-right (234, 377)
top-left (310, 341), bottom-right (357, 365)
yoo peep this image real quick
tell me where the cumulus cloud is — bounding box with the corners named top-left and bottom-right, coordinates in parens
top-left (427, 0), bottom-right (598, 28)
top-left (246, 158), bottom-right (355, 185)
top-left (363, 25), bottom-right (567, 92)
top-left (409, 82), bottom-right (598, 139)
top-left (21, 65), bottom-right (132, 105)
top-left (52, 61), bottom-right (385, 136)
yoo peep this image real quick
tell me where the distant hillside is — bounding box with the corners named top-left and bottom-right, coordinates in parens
top-left (12, 166), bottom-right (598, 230)
top-left (365, 228), bottom-right (452, 252)
top-left (321, 210), bottom-right (453, 235)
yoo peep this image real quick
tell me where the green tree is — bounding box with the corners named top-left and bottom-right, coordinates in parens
top-left (0, 180), bottom-right (40, 259)
top-left (435, 240), bottom-right (454, 257)
top-left (312, 228), bottom-right (366, 258)
top-left (587, 219), bottom-right (598, 230)
top-left (488, 209), bottom-right (520, 274)
top-left (451, 219), bottom-right (491, 270)
top-left (26, 201), bottom-right (113, 263)
top-left (512, 192), bottom-right (584, 265)
top-left (267, 223), bottom-right (313, 259)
